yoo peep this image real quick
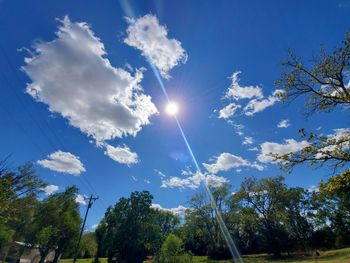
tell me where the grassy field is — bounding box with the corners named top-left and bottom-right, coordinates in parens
top-left (60, 247), bottom-right (350, 263)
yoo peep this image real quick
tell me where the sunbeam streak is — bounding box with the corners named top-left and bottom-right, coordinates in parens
top-left (119, 2), bottom-right (243, 261)
top-left (149, 38), bottom-right (243, 263)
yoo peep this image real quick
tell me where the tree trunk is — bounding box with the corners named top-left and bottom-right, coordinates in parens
top-left (1, 246), bottom-right (9, 263)
top-left (39, 249), bottom-right (49, 263)
top-left (52, 247), bottom-right (61, 263)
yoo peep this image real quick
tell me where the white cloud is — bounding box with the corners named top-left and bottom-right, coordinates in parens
top-left (124, 14), bottom-right (187, 79)
top-left (37, 151), bottom-right (85, 175)
top-left (151, 204), bottom-right (189, 217)
top-left (219, 72), bottom-right (284, 119)
top-left (218, 103), bottom-right (241, 119)
top-left (104, 144), bottom-right (138, 165)
top-left (205, 174), bottom-right (229, 188)
top-left (42, 184), bottom-right (59, 195)
top-left (23, 16), bottom-right (157, 145)
top-left (307, 185), bottom-right (320, 193)
top-left (161, 171), bottom-right (228, 190)
top-left (75, 194), bottom-right (87, 205)
top-left (154, 169), bottom-right (166, 178)
top-left (144, 179), bottom-right (151, 184)
top-left (277, 119), bottom-right (290, 128)
top-left (203, 152), bottom-right (264, 174)
top-left (225, 71), bottom-right (263, 100)
top-left (314, 128), bottom-right (350, 159)
top-left (258, 139), bottom-right (309, 163)
top-left (131, 175), bottom-right (138, 181)
top-left (243, 136), bottom-right (253, 145)
top-left (243, 89), bottom-right (283, 116)
top-left (248, 147), bottom-right (259, 152)
top-left (90, 224), bottom-right (99, 231)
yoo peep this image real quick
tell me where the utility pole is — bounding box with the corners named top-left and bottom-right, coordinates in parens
top-left (73, 194), bottom-right (98, 263)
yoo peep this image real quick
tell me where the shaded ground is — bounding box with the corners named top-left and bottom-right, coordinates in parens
top-left (60, 247), bottom-right (350, 263)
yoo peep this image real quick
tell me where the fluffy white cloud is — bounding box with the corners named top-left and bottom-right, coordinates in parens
top-left (42, 185), bottom-right (59, 195)
top-left (218, 103), bottom-right (241, 119)
top-left (243, 90), bottom-right (283, 116)
top-left (258, 139), bottom-right (309, 163)
top-left (205, 174), bottom-right (229, 188)
top-left (124, 14), bottom-right (187, 79)
top-left (104, 144), bottom-right (138, 165)
top-left (203, 152), bottom-right (264, 174)
top-left (75, 194), bottom-right (87, 205)
top-left (160, 171), bottom-right (228, 190)
top-left (23, 16), bottom-right (157, 145)
top-left (225, 71), bottom-right (263, 100)
top-left (243, 136), bottom-right (253, 145)
top-left (151, 204), bottom-right (189, 217)
top-left (37, 151), bottom-right (86, 175)
top-left (277, 119), bottom-right (291, 128)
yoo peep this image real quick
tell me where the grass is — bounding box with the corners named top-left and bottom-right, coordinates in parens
top-left (60, 247), bottom-right (350, 263)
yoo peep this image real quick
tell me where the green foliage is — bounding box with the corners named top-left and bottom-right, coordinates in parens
top-left (26, 186), bottom-right (81, 263)
top-left (276, 31), bottom-right (350, 114)
top-left (273, 30), bottom-right (350, 195)
top-left (79, 233), bottom-right (97, 258)
top-left (232, 176), bottom-right (312, 256)
top-left (156, 234), bottom-right (192, 263)
top-left (95, 191), bottom-right (179, 263)
top-left (180, 184), bottom-right (232, 259)
top-left (0, 162), bottom-right (44, 248)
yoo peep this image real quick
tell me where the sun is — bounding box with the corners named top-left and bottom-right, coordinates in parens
top-left (165, 102), bottom-right (179, 116)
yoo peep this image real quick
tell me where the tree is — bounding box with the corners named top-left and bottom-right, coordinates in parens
top-left (276, 31), bottom-right (350, 114)
top-left (183, 184), bottom-right (232, 259)
top-left (233, 176), bottom-right (312, 256)
top-left (157, 234), bottom-right (192, 263)
top-left (274, 30), bottom-right (350, 193)
top-left (0, 162), bottom-right (44, 257)
top-left (27, 186), bottom-right (81, 263)
top-left (77, 233), bottom-right (97, 259)
top-left (98, 191), bottom-right (162, 263)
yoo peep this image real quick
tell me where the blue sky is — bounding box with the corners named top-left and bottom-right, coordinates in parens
top-left (0, 0), bottom-right (349, 229)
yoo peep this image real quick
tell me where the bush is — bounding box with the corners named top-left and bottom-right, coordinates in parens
top-left (156, 234), bottom-right (192, 263)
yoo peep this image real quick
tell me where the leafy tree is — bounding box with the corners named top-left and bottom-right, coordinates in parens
top-left (157, 234), bottom-right (192, 263)
top-left (310, 183), bottom-right (350, 248)
top-left (276, 31), bottom-right (350, 114)
top-left (0, 162), bottom-right (44, 253)
top-left (95, 191), bottom-right (181, 262)
top-left (184, 184), bottom-right (232, 259)
top-left (233, 176), bottom-right (312, 256)
top-left (274, 30), bottom-right (350, 193)
top-left (78, 233), bottom-right (97, 258)
top-left (97, 191), bottom-right (160, 263)
top-left (27, 186), bottom-right (81, 263)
